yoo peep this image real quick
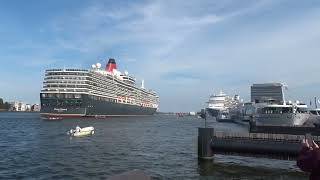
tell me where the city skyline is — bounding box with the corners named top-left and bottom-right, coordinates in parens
top-left (1, 0), bottom-right (320, 111)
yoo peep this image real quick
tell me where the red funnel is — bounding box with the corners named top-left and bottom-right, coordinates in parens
top-left (106, 58), bottom-right (117, 72)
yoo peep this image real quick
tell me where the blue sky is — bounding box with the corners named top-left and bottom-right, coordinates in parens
top-left (1, 0), bottom-right (320, 112)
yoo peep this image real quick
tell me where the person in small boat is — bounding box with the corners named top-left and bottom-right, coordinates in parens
top-left (297, 139), bottom-right (320, 180)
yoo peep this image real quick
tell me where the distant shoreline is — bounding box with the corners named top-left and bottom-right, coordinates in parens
top-left (0, 110), bottom-right (39, 113)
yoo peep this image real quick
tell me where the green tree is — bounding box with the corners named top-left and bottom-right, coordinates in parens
top-left (0, 98), bottom-right (3, 109)
top-left (4, 102), bottom-right (10, 110)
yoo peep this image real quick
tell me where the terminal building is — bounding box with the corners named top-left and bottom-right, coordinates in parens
top-left (251, 83), bottom-right (286, 104)
top-left (10, 101), bottom-right (26, 111)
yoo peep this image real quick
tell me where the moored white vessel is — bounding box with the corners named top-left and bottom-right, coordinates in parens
top-left (306, 108), bottom-right (320, 126)
top-left (253, 102), bottom-right (309, 126)
top-left (251, 83), bottom-right (310, 126)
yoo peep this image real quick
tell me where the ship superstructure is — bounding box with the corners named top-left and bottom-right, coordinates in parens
top-left (251, 83), bottom-right (309, 126)
top-left (40, 58), bottom-right (159, 117)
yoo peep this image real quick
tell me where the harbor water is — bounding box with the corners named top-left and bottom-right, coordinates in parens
top-left (0, 112), bottom-right (308, 179)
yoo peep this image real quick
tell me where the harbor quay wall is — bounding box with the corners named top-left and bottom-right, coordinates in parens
top-left (249, 123), bottom-right (320, 136)
top-left (212, 131), bottom-right (320, 160)
top-left (198, 127), bottom-right (320, 160)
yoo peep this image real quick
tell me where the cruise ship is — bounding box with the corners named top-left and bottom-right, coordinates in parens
top-left (206, 90), bottom-right (240, 117)
top-left (40, 58), bottom-right (159, 118)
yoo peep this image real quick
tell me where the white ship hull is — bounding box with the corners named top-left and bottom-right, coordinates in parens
top-left (206, 107), bottom-right (225, 117)
top-left (254, 113), bottom-right (310, 126)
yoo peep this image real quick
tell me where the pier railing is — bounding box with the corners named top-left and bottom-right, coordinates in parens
top-left (213, 131), bottom-right (320, 142)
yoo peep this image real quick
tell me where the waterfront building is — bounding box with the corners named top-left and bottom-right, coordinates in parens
top-left (10, 101), bottom-right (26, 111)
top-left (25, 104), bottom-right (32, 111)
top-left (251, 83), bottom-right (286, 104)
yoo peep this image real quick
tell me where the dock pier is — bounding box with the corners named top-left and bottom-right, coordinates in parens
top-left (249, 122), bottom-right (320, 135)
top-left (198, 126), bottom-right (320, 160)
top-left (198, 128), bottom-right (214, 160)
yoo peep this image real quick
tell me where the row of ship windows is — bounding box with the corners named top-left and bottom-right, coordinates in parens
top-left (257, 107), bottom-right (308, 114)
top-left (88, 85), bottom-right (131, 95)
top-left (89, 84), bottom-right (114, 89)
top-left (40, 95), bottom-right (155, 107)
top-left (45, 80), bottom-right (154, 97)
top-left (89, 76), bottom-right (115, 83)
top-left (44, 85), bottom-right (88, 88)
top-left (91, 87), bottom-right (156, 102)
top-left (91, 74), bottom-right (142, 92)
top-left (41, 99), bottom-right (82, 107)
top-left (90, 76), bottom-right (116, 83)
top-left (42, 93), bottom-right (82, 99)
top-left (88, 95), bottom-right (117, 103)
top-left (90, 94), bottom-right (154, 106)
top-left (122, 80), bottom-right (135, 85)
top-left (90, 90), bottom-right (133, 98)
top-left (43, 83), bottom-right (140, 93)
top-left (44, 83), bottom-right (116, 92)
top-left (47, 72), bottom-right (88, 76)
top-left (44, 85), bottom-right (125, 95)
top-left (89, 89), bottom-right (116, 95)
top-left (45, 77), bottom-right (88, 80)
top-left (46, 69), bottom-right (88, 72)
top-left (88, 92), bottom-right (155, 104)
top-left (89, 90), bottom-right (116, 97)
top-left (90, 76), bottom-right (113, 81)
top-left (44, 81), bottom-right (87, 85)
top-left (90, 75), bottom-right (155, 96)
top-left (87, 93), bottom-right (157, 103)
top-left (45, 73), bottom-right (156, 96)
top-left (89, 82), bottom-right (115, 88)
top-left (44, 83), bottom-right (156, 99)
top-left (89, 79), bottom-right (116, 85)
top-left (43, 89), bottom-right (88, 92)
top-left (88, 95), bottom-right (137, 105)
top-left (89, 94), bottom-right (155, 103)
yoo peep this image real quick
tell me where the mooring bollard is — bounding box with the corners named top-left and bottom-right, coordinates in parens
top-left (198, 127), bottom-right (214, 160)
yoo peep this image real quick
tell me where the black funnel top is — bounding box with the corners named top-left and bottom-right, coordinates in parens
top-left (108, 58), bottom-right (116, 64)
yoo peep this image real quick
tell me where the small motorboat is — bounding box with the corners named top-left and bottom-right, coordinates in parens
top-left (68, 126), bottom-right (94, 137)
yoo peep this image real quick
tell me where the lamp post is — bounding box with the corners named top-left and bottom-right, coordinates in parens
top-left (200, 109), bottom-right (207, 127)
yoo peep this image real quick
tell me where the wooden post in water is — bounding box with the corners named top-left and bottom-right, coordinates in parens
top-left (198, 127), bottom-right (214, 160)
